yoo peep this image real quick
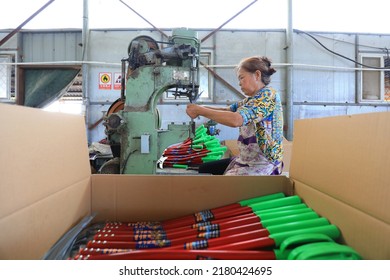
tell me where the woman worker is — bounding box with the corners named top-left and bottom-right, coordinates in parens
top-left (186, 56), bottom-right (284, 175)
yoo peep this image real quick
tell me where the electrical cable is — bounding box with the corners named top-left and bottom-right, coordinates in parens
top-left (299, 31), bottom-right (387, 52)
top-left (296, 29), bottom-right (390, 70)
top-left (121, 149), bottom-right (137, 174)
top-left (42, 213), bottom-right (97, 260)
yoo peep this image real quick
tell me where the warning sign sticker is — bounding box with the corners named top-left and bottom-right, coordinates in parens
top-left (114, 72), bottom-right (122, 90)
top-left (99, 72), bottom-right (112, 90)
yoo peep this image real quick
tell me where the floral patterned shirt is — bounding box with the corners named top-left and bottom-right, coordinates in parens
top-left (227, 86), bottom-right (284, 174)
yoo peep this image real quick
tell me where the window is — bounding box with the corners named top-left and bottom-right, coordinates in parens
top-left (0, 53), bottom-right (16, 101)
top-left (385, 57), bottom-right (390, 102)
top-left (358, 54), bottom-right (389, 103)
top-left (198, 51), bottom-right (213, 102)
top-left (18, 66), bottom-right (80, 108)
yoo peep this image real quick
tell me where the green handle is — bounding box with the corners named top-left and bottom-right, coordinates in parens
top-left (192, 137), bottom-right (205, 145)
top-left (206, 146), bottom-right (227, 153)
top-left (204, 139), bottom-right (220, 148)
top-left (201, 156), bottom-right (221, 162)
top-left (205, 151), bottom-right (225, 157)
top-left (190, 145), bottom-right (204, 150)
top-left (288, 242), bottom-right (362, 260)
top-left (194, 132), bottom-right (206, 140)
top-left (172, 164), bottom-right (188, 169)
top-left (270, 224), bottom-right (340, 247)
top-left (279, 233), bottom-right (334, 254)
top-left (261, 212), bottom-right (319, 228)
top-left (250, 196), bottom-right (301, 212)
top-left (239, 193), bottom-right (285, 206)
top-left (195, 125), bottom-right (206, 134)
top-left (267, 217), bottom-right (330, 235)
top-left (257, 206), bottom-right (312, 220)
top-left (256, 203), bottom-right (308, 215)
top-left (193, 135), bottom-right (211, 145)
top-left (274, 233), bottom-right (334, 260)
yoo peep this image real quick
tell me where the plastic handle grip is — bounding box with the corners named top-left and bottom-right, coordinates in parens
top-left (256, 203), bottom-right (308, 215)
top-left (201, 156), bottom-right (221, 162)
top-left (190, 145), bottom-right (204, 150)
top-left (205, 151), bottom-right (225, 157)
top-left (193, 135), bottom-right (211, 145)
top-left (195, 125), bottom-right (207, 134)
top-left (273, 234), bottom-right (335, 260)
top-left (194, 133), bottom-right (206, 140)
top-left (239, 193), bottom-right (285, 206)
top-left (261, 211), bottom-right (319, 228)
top-left (288, 242), bottom-right (362, 260)
top-left (279, 233), bottom-right (334, 254)
top-left (172, 164), bottom-right (188, 169)
top-left (250, 196), bottom-right (301, 212)
top-left (267, 217), bottom-right (330, 235)
top-left (269, 224), bottom-right (340, 247)
top-left (257, 207), bottom-right (312, 221)
top-left (206, 146), bottom-right (227, 153)
top-left (204, 139), bottom-right (220, 148)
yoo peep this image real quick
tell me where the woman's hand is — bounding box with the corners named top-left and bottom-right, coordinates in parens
top-left (186, 104), bottom-right (243, 127)
top-left (186, 104), bottom-right (201, 119)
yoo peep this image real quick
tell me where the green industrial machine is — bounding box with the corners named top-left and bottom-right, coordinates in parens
top-left (102, 28), bottom-right (200, 174)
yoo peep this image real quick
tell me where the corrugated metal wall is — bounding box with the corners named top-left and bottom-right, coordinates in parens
top-left (9, 28), bottom-right (390, 142)
top-left (21, 30), bottom-right (82, 62)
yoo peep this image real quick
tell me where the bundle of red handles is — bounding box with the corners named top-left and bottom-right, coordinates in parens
top-left (71, 192), bottom-right (361, 260)
top-left (157, 124), bottom-right (227, 169)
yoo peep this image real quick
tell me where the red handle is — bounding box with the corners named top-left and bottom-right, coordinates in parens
top-left (75, 249), bottom-right (276, 260)
top-left (211, 236), bottom-right (276, 250)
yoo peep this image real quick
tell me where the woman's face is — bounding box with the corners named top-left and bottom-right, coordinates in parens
top-left (237, 68), bottom-right (262, 96)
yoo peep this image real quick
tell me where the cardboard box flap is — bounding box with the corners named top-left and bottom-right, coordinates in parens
top-left (0, 104), bottom-right (91, 219)
top-left (91, 174), bottom-right (293, 222)
top-left (294, 181), bottom-right (390, 260)
top-left (0, 178), bottom-right (90, 260)
top-left (290, 112), bottom-right (390, 224)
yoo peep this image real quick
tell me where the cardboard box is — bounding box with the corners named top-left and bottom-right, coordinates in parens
top-left (222, 140), bottom-right (240, 157)
top-left (0, 103), bottom-right (389, 260)
top-left (281, 138), bottom-right (292, 173)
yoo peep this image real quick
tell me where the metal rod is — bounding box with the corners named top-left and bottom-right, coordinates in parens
top-left (82, 0), bottom-right (91, 141)
top-left (285, 0), bottom-right (294, 141)
top-left (118, 0), bottom-right (169, 39)
top-left (121, 59), bottom-right (126, 101)
top-left (293, 101), bottom-right (389, 107)
top-left (201, 0), bottom-right (258, 43)
top-left (354, 34), bottom-right (359, 104)
top-left (0, 0), bottom-right (56, 47)
top-left (200, 61), bottom-right (245, 99)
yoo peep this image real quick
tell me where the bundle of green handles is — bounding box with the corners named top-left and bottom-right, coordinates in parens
top-left (235, 193), bottom-right (362, 260)
top-left (158, 125), bottom-right (227, 169)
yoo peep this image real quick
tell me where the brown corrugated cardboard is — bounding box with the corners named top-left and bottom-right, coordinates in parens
top-left (91, 175), bottom-right (293, 222)
top-left (0, 104), bottom-right (389, 260)
top-left (281, 138), bottom-right (292, 173)
top-left (290, 113), bottom-right (390, 259)
top-left (222, 140), bottom-right (239, 157)
top-left (291, 113), bottom-right (390, 223)
top-left (0, 104), bottom-right (91, 259)
top-left (294, 181), bottom-right (389, 260)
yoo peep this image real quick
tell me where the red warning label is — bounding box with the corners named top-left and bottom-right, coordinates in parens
top-left (99, 72), bottom-right (112, 90)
